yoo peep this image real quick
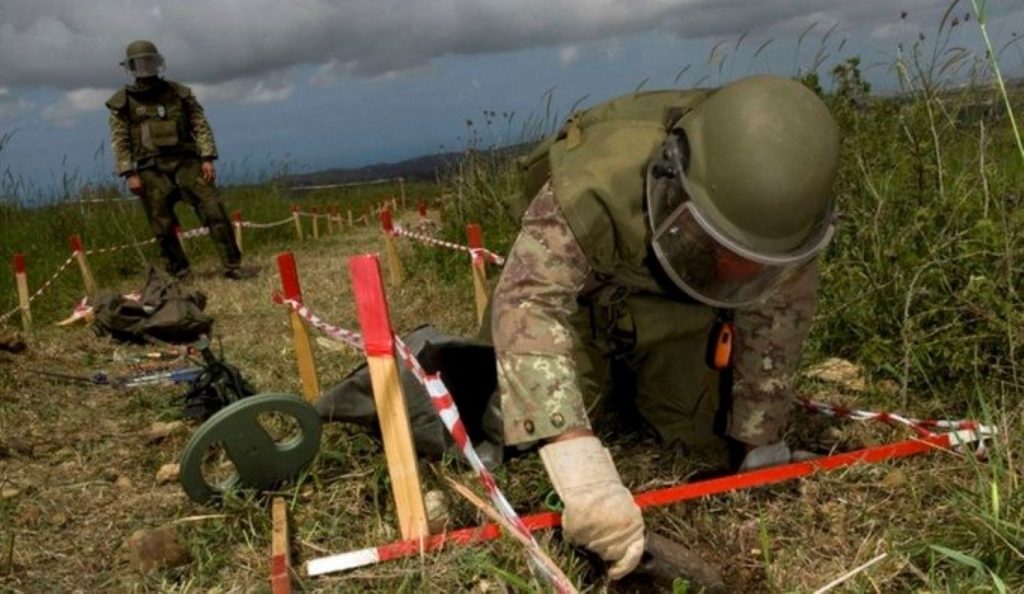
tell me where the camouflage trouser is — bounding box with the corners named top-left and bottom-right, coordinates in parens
top-left (137, 157), bottom-right (241, 276)
top-left (573, 291), bottom-right (735, 462)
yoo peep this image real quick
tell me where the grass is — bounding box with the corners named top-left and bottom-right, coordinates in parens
top-left (2, 11), bottom-right (1024, 592)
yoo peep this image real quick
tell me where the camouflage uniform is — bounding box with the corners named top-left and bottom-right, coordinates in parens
top-left (107, 78), bottom-right (241, 276)
top-left (493, 183), bottom-right (819, 455)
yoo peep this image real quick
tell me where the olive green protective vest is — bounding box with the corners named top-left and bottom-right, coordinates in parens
top-left (106, 80), bottom-right (198, 165)
top-left (520, 90), bottom-right (713, 292)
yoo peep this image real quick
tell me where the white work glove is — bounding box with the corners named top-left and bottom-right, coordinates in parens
top-left (540, 436), bottom-right (645, 580)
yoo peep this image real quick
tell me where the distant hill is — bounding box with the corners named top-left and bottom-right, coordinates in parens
top-left (274, 144), bottom-right (531, 189)
top-left (275, 150), bottom-right (465, 188)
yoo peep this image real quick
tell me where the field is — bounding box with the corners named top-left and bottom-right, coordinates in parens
top-left (2, 33), bottom-right (1024, 594)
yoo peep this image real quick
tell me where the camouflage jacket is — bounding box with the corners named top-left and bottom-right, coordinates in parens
top-left (106, 79), bottom-right (217, 176)
top-left (492, 183), bottom-right (819, 446)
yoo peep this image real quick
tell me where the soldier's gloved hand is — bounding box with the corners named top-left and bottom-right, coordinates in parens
top-left (201, 160), bottom-right (216, 184)
top-left (540, 435), bottom-right (644, 579)
top-left (126, 174), bottom-right (143, 196)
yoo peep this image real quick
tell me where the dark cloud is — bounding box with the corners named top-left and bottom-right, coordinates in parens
top-left (2, 0), bottom-right (1018, 90)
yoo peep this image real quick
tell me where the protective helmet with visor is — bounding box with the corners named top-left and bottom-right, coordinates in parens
top-left (645, 76), bottom-right (839, 308)
top-left (121, 39), bottom-right (165, 79)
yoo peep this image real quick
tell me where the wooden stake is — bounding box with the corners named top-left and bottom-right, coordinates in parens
top-left (326, 206), bottom-right (334, 235)
top-left (349, 255), bottom-right (429, 540)
top-left (379, 209), bottom-right (404, 286)
top-left (276, 252), bottom-right (320, 402)
top-left (68, 235), bottom-right (97, 296)
top-left (398, 177), bottom-right (406, 209)
top-left (347, 208), bottom-right (354, 227)
top-left (466, 224), bottom-right (488, 326)
top-left (270, 497), bottom-right (292, 594)
top-left (13, 254), bottom-right (31, 332)
top-left (232, 211), bottom-right (244, 254)
top-left (418, 202), bottom-right (427, 224)
top-left (311, 207), bottom-right (320, 239)
top-left (291, 205), bottom-right (304, 240)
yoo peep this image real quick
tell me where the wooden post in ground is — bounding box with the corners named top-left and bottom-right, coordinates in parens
top-left (311, 207), bottom-right (320, 239)
top-left (398, 177), bottom-right (406, 209)
top-left (232, 211), bottom-right (244, 254)
top-left (325, 206), bottom-right (334, 235)
top-left (418, 202), bottom-right (427, 226)
top-left (13, 254), bottom-right (31, 332)
top-left (335, 206), bottom-right (344, 235)
top-left (348, 254), bottom-right (429, 540)
top-left (276, 252), bottom-right (320, 402)
top-left (291, 205), bottom-right (304, 240)
top-left (347, 208), bottom-right (354, 227)
top-left (379, 209), bottom-right (404, 287)
top-left (68, 234), bottom-right (97, 296)
top-left (270, 497), bottom-right (292, 594)
top-left (467, 224), bottom-right (488, 326)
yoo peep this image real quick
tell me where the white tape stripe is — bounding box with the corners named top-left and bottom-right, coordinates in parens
top-left (306, 547), bottom-right (380, 575)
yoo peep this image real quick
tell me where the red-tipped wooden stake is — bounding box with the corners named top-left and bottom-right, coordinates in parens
top-left (417, 202), bottom-right (427, 222)
top-left (13, 254), bottom-right (31, 331)
top-left (349, 254), bottom-right (429, 540)
top-left (379, 209), bottom-right (404, 286)
top-left (466, 224), bottom-right (488, 325)
top-left (291, 205), bottom-right (304, 240)
top-left (311, 207), bottom-right (320, 239)
top-left (325, 206), bottom-right (335, 235)
top-left (276, 252), bottom-right (320, 402)
top-left (68, 234), bottom-right (97, 296)
top-left (347, 207), bottom-right (354, 227)
top-left (270, 497), bottom-right (292, 594)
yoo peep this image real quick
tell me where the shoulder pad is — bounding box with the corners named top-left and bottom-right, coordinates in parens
top-left (168, 81), bottom-right (193, 99)
top-left (105, 88), bottom-right (128, 111)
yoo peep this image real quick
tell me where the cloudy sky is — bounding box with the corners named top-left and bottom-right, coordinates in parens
top-left (0, 0), bottom-right (1021, 194)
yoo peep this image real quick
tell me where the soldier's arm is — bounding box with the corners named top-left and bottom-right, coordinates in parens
top-left (727, 260), bottom-right (820, 446)
top-left (184, 93), bottom-right (218, 160)
top-left (493, 183), bottom-right (593, 446)
top-left (107, 108), bottom-right (135, 177)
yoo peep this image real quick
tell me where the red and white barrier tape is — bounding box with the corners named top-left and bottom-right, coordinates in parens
top-left (392, 226), bottom-right (505, 266)
top-left (241, 217), bottom-right (295, 230)
top-left (797, 397), bottom-right (997, 439)
top-left (84, 237), bottom-right (158, 256)
top-left (272, 295), bottom-right (364, 350)
top-left (178, 227), bottom-right (211, 240)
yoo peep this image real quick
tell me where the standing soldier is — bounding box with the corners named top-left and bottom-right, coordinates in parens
top-left (492, 75), bottom-right (839, 580)
top-left (106, 40), bottom-right (251, 280)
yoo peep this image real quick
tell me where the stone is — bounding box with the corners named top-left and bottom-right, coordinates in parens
top-left (425, 489), bottom-right (450, 533)
top-left (156, 463), bottom-right (180, 484)
top-left (126, 527), bottom-right (191, 574)
top-left (804, 357), bottom-right (867, 392)
top-left (115, 476), bottom-right (133, 490)
top-left (145, 421), bottom-right (185, 444)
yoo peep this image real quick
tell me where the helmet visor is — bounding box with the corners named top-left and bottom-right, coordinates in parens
top-left (650, 195), bottom-right (833, 308)
top-left (125, 54), bottom-right (164, 78)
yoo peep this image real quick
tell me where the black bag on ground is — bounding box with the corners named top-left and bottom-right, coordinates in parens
top-left (316, 325), bottom-right (505, 468)
top-left (91, 267), bottom-right (213, 344)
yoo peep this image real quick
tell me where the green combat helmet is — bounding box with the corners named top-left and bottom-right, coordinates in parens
top-left (120, 39), bottom-right (165, 78)
top-left (646, 74), bottom-right (840, 307)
